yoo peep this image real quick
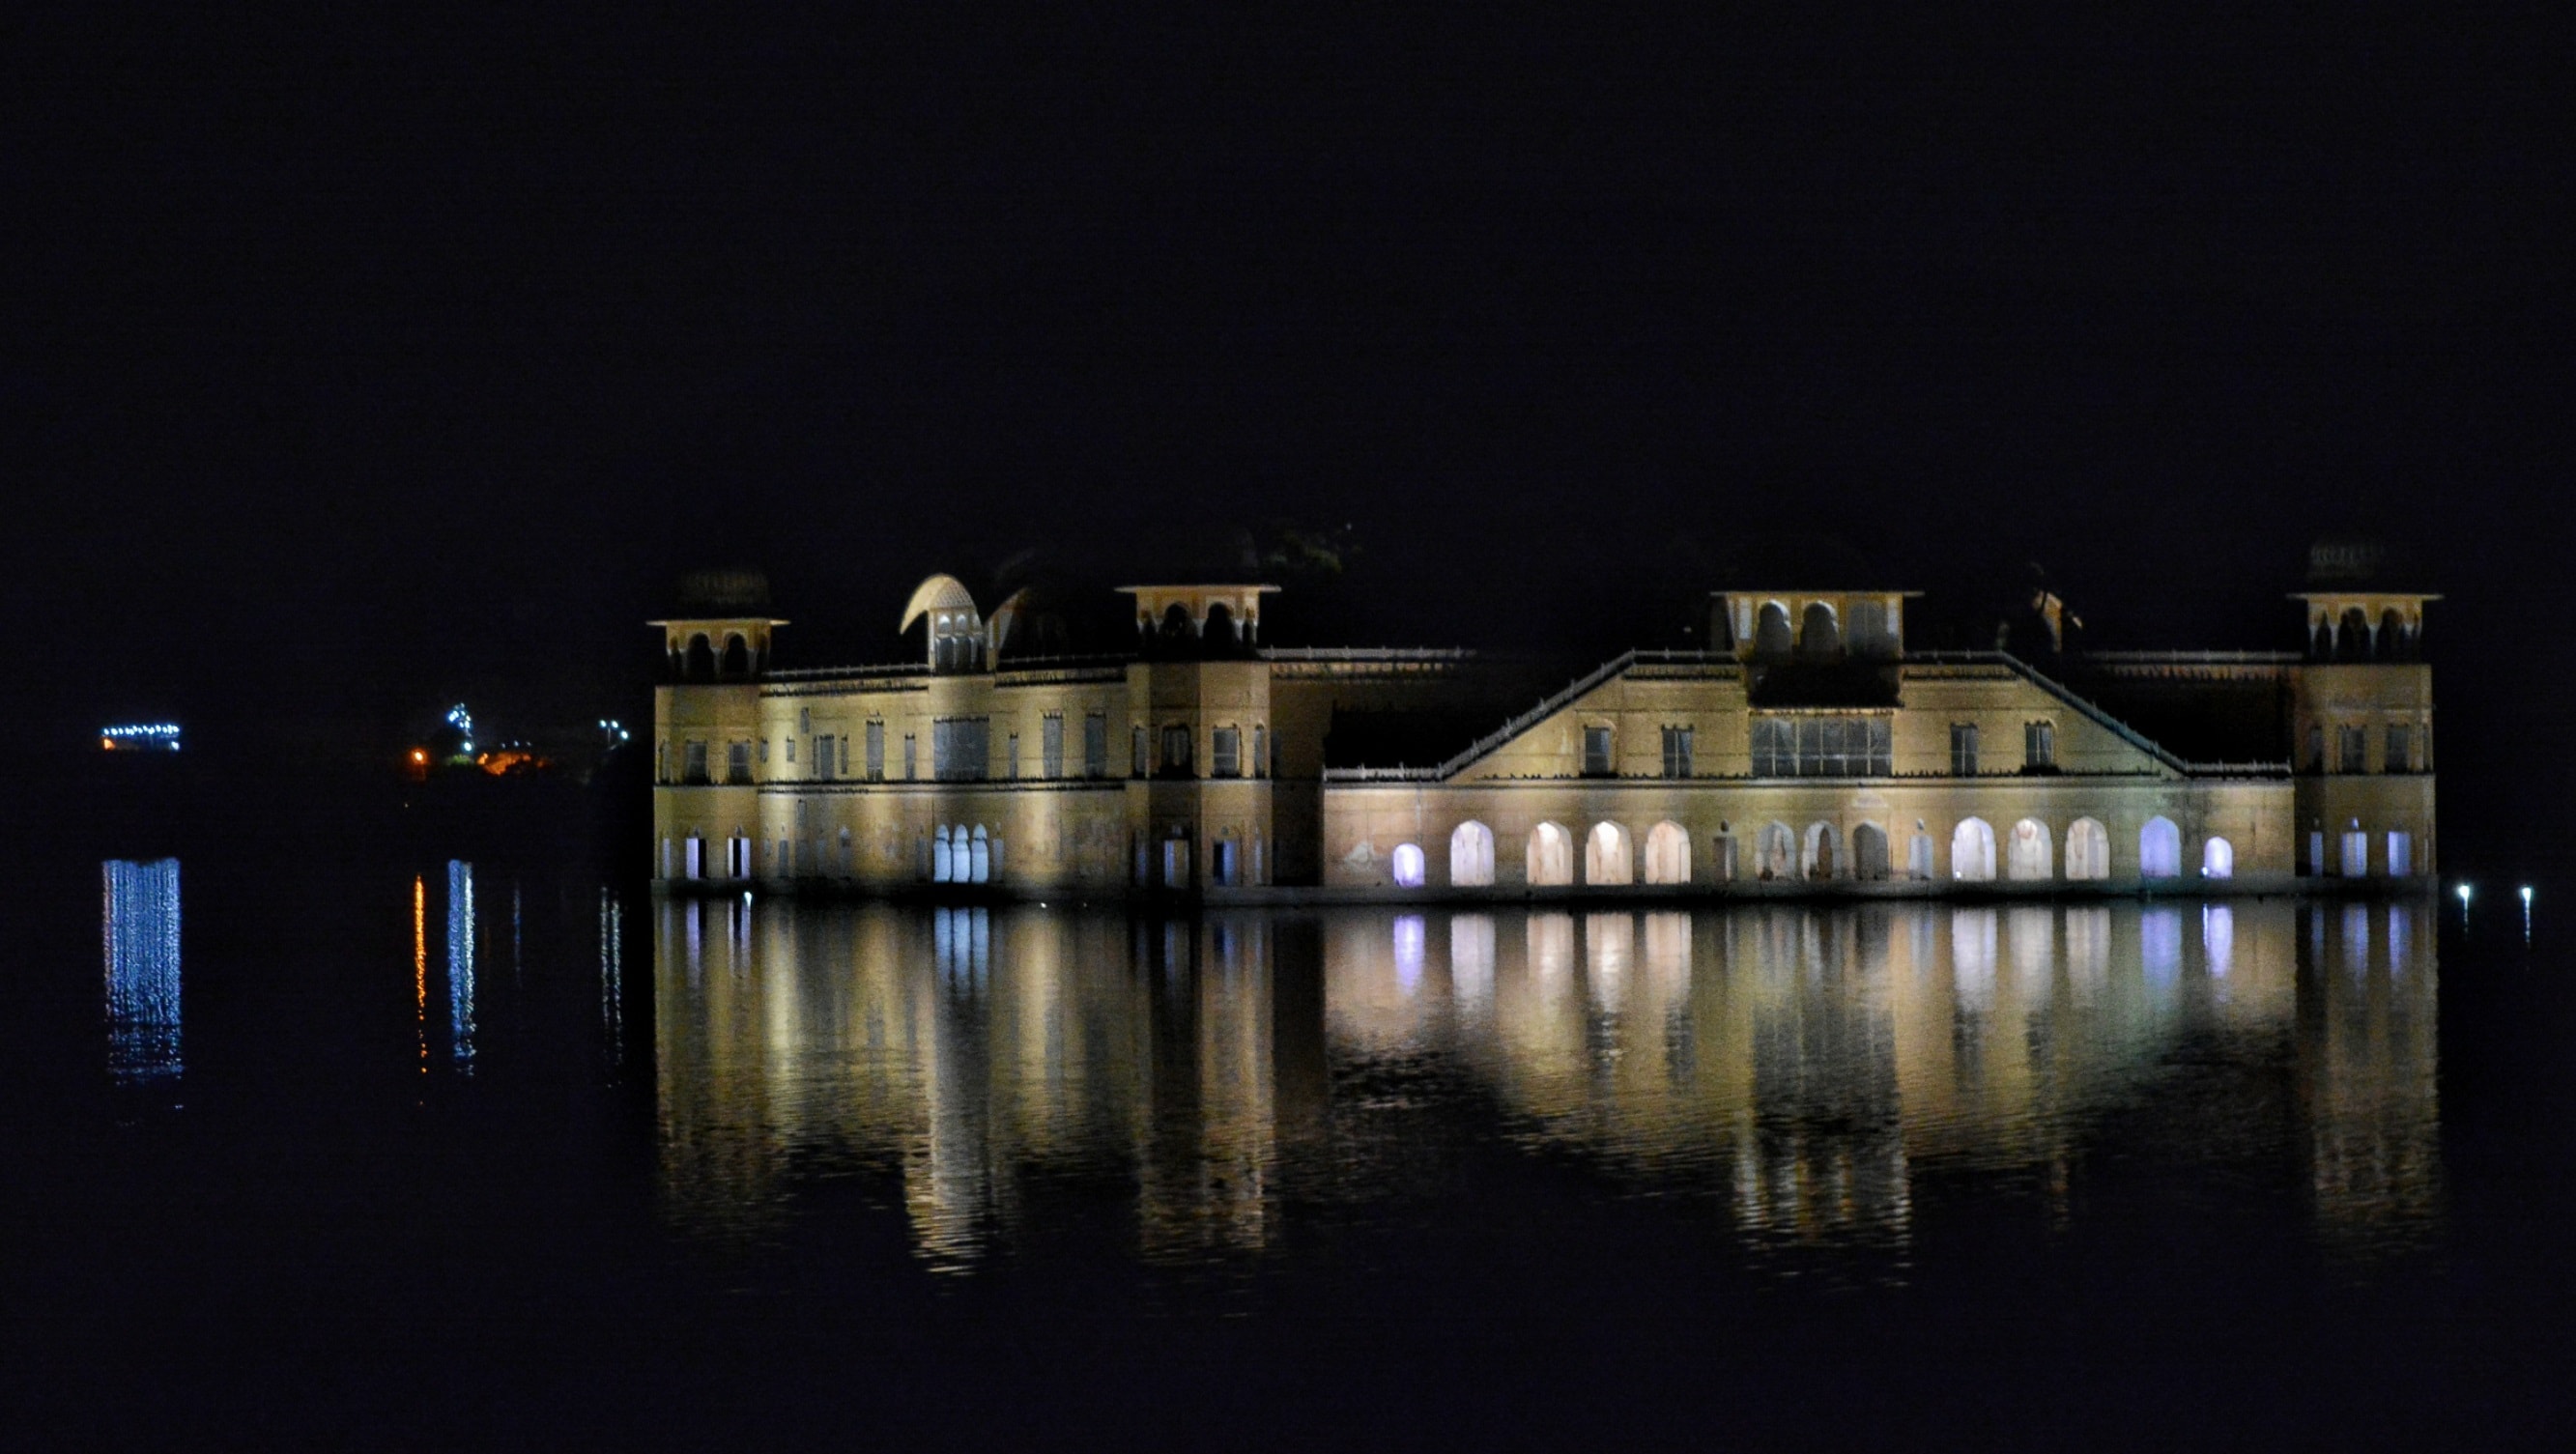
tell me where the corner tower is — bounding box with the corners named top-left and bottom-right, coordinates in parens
top-left (649, 570), bottom-right (784, 885)
top-left (2290, 538), bottom-right (2437, 880)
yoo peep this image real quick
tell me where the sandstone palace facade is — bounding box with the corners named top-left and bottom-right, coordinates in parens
top-left (650, 558), bottom-right (2436, 899)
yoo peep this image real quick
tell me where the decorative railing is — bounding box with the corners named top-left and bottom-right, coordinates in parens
top-left (1259, 646), bottom-right (1479, 662)
top-left (764, 663), bottom-right (930, 683)
top-left (2076, 649), bottom-right (2304, 665)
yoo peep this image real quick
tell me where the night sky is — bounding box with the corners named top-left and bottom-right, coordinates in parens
top-left (8, 9), bottom-right (2566, 858)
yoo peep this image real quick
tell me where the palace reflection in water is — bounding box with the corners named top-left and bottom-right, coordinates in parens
top-left (654, 898), bottom-right (2439, 1270)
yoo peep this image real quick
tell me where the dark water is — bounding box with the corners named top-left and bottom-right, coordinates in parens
top-left (6, 837), bottom-right (2573, 1447)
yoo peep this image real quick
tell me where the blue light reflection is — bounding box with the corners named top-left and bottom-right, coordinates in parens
top-left (103, 859), bottom-right (182, 1084)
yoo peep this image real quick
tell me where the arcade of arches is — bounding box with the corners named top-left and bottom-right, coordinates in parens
top-left (1324, 805), bottom-right (2417, 890)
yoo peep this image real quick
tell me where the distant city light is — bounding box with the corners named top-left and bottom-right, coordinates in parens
top-left (100, 723), bottom-right (182, 752)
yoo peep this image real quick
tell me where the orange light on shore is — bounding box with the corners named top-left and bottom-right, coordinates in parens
top-left (411, 749), bottom-right (428, 764)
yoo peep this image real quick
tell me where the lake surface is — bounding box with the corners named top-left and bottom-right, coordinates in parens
top-left (6, 840), bottom-right (2572, 1446)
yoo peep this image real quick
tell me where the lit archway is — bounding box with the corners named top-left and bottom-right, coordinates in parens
top-left (1449, 821), bottom-right (1496, 887)
top-left (1586, 822), bottom-right (1634, 886)
top-left (1644, 821), bottom-right (1690, 885)
top-left (2005, 817), bottom-right (2053, 881)
top-left (1391, 842), bottom-right (1427, 889)
top-left (2140, 816), bottom-right (2181, 879)
top-left (2202, 837), bottom-right (2234, 880)
top-left (2066, 817), bottom-right (2108, 880)
top-left (1528, 823), bottom-right (1574, 887)
top-left (1951, 818), bottom-right (1996, 882)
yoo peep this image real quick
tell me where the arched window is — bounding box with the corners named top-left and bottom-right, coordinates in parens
top-left (1803, 821), bottom-right (1842, 880)
top-left (2006, 817), bottom-right (2053, 880)
top-left (720, 634), bottom-right (750, 678)
top-left (1205, 601), bottom-right (1238, 648)
top-left (2065, 817), bottom-right (2109, 880)
top-left (2386, 831), bottom-right (2414, 877)
top-left (2202, 836), bottom-right (2234, 880)
top-left (2340, 822), bottom-right (2369, 877)
top-left (1644, 821), bottom-right (1690, 885)
top-left (838, 827), bottom-right (853, 877)
top-left (1757, 821), bottom-right (1795, 881)
top-left (969, 825), bottom-right (991, 884)
top-left (1390, 842), bottom-right (1426, 889)
top-left (1951, 818), bottom-right (1996, 882)
top-left (2139, 816), bottom-right (2181, 879)
top-left (1585, 822), bottom-right (1633, 886)
top-left (1159, 602), bottom-right (1195, 643)
top-left (1853, 823), bottom-right (1891, 881)
top-left (1528, 823), bottom-right (1574, 887)
top-left (684, 634), bottom-right (714, 680)
top-left (1798, 602), bottom-right (1842, 661)
top-left (2337, 607), bottom-right (2371, 662)
top-left (1449, 821), bottom-right (1496, 887)
top-left (931, 826), bottom-right (955, 883)
top-left (2379, 608), bottom-right (2407, 661)
top-left (1906, 831), bottom-right (1934, 880)
top-left (1754, 602), bottom-right (1794, 660)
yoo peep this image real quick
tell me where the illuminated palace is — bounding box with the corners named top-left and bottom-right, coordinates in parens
top-left (649, 551), bottom-right (2436, 898)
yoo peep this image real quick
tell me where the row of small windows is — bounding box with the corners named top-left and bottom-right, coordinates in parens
top-left (664, 716), bottom-right (1269, 784)
top-left (1383, 814), bottom-right (2244, 890)
top-left (1573, 717), bottom-right (2050, 780)
top-left (2305, 723), bottom-right (2422, 774)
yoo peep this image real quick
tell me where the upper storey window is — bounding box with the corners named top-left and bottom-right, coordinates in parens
top-left (2337, 725), bottom-right (2368, 774)
top-left (1752, 715), bottom-right (1890, 778)
top-left (2023, 721), bottom-right (2056, 772)
top-left (1159, 724), bottom-right (1194, 778)
top-left (1951, 724), bottom-right (1979, 776)
top-left (1212, 727), bottom-right (1242, 778)
top-left (932, 718), bottom-right (989, 781)
top-left (1661, 726), bottom-right (1694, 778)
top-left (1582, 727), bottom-right (1615, 777)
